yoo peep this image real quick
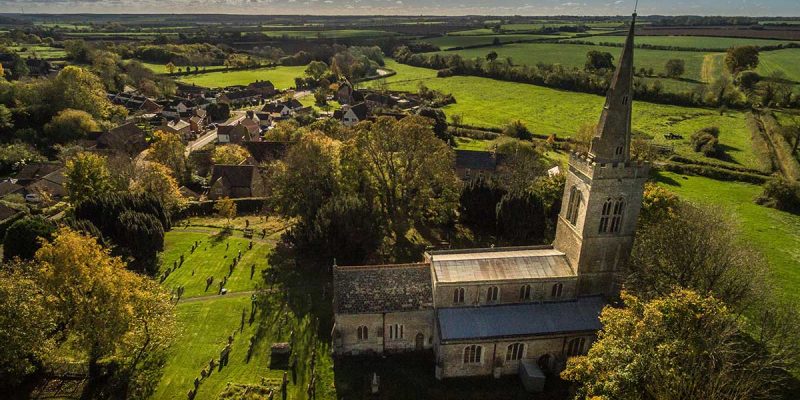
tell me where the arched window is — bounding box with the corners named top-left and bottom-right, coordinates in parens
top-left (506, 343), bottom-right (525, 361)
top-left (551, 283), bottom-right (563, 298)
top-left (453, 287), bottom-right (465, 304)
top-left (566, 337), bottom-right (586, 357)
top-left (357, 326), bottom-right (368, 341)
top-left (519, 284), bottom-right (531, 301)
top-left (599, 198), bottom-right (613, 233)
top-left (463, 345), bottom-right (483, 364)
top-left (486, 286), bottom-right (499, 303)
top-left (566, 186), bottom-right (582, 225)
top-left (389, 324), bottom-right (404, 340)
top-left (610, 198), bottom-right (625, 233)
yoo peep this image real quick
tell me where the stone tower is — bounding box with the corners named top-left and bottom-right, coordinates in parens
top-left (553, 13), bottom-right (650, 297)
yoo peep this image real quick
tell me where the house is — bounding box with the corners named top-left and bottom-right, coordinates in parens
top-left (217, 89), bottom-right (261, 106)
top-left (178, 186), bottom-right (202, 201)
top-left (108, 92), bottom-right (162, 114)
top-left (334, 102), bottom-right (368, 126)
top-left (262, 98), bottom-right (304, 119)
top-left (97, 122), bottom-right (149, 157)
top-left (333, 13), bottom-right (649, 384)
top-left (15, 163), bottom-right (62, 186)
top-left (208, 164), bottom-right (266, 199)
top-left (25, 169), bottom-right (66, 203)
top-left (0, 180), bottom-right (23, 198)
top-left (163, 118), bottom-right (192, 139)
top-left (336, 80), bottom-right (354, 104)
top-left (0, 203), bottom-right (22, 222)
top-left (247, 80), bottom-right (277, 97)
top-left (240, 111), bottom-right (262, 137)
top-left (454, 149), bottom-right (502, 180)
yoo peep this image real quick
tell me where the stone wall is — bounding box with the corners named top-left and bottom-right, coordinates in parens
top-left (333, 310), bottom-right (434, 355)
top-left (433, 279), bottom-right (578, 308)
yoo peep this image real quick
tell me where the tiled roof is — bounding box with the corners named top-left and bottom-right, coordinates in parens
top-left (334, 263), bottom-right (433, 314)
top-left (0, 181), bottom-right (22, 196)
top-left (437, 296), bottom-right (606, 341)
top-left (428, 246), bottom-right (575, 284)
top-left (210, 165), bottom-right (255, 188)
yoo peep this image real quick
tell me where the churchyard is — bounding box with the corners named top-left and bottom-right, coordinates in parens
top-left (151, 218), bottom-right (335, 400)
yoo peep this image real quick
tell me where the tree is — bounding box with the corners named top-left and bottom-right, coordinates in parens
top-left (664, 58), bottom-right (686, 78)
top-left (304, 60), bottom-right (329, 82)
top-left (270, 132), bottom-right (342, 221)
top-left (417, 107), bottom-right (450, 142)
top-left (147, 130), bottom-right (187, 181)
top-left (691, 126), bottom-right (721, 157)
top-left (65, 152), bottom-right (115, 205)
top-left (756, 177), bottom-right (800, 213)
top-left (0, 262), bottom-right (56, 389)
top-left (49, 66), bottom-right (118, 120)
top-left (3, 216), bottom-right (56, 261)
top-left (206, 102), bottom-right (230, 121)
top-left (725, 46), bottom-right (759, 74)
top-left (43, 108), bottom-right (100, 144)
top-left (563, 289), bottom-right (794, 400)
top-left (628, 201), bottom-right (765, 308)
top-left (495, 190), bottom-right (547, 245)
top-left (112, 210), bottom-right (165, 275)
top-left (130, 161), bottom-right (186, 213)
top-left (573, 123), bottom-right (596, 153)
top-left (584, 50), bottom-right (614, 71)
top-left (459, 177), bottom-right (506, 232)
top-left (215, 197), bottom-right (236, 224)
top-left (212, 144), bottom-right (251, 165)
top-left (346, 116), bottom-right (460, 235)
top-left (486, 51), bottom-right (498, 62)
top-left (502, 120), bottom-right (532, 141)
top-left (165, 62), bottom-right (176, 75)
top-left (33, 228), bottom-right (175, 395)
top-left (639, 182), bottom-right (680, 225)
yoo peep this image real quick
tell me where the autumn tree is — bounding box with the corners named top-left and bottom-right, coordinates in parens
top-left (628, 201), bottom-right (765, 308)
top-left (43, 108), bottom-right (100, 144)
top-left (130, 160), bottom-right (186, 213)
top-left (212, 144), bottom-right (251, 165)
top-left (2, 216), bottom-right (55, 261)
top-left (563, 289), bottom-right (796, 400)
top-left (65, 151), bottom-right (115, 205)
top-left (345, 116), bottom-right (460, 235)
top-left (214, 197), bottom-right (237, 225)
top-left (304, 60), bottom-right (329, 82)
top-left (34, 228), bottom-right (175, 397)
top-left (147, 130), bottom-right (187, 181)
top-left (573, 123), bottom-right (596, 153)
top-left (165, 62), bottom-right (176, 75)
top-left (49, 66), bottom-right (119, 120)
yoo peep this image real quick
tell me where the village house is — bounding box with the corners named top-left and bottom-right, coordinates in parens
top-left (14, 163), bottom-right (62, 186)
top-left (217, 89), bottom-right (262, 106)
top-left (454, 149), bottom-right (503, 180)
top-left (262, 98), bottom-right (304, 120)
top-left (246, 80), bottom-right (277, 97)
top-left (97, 122), bottom-right (149, 157)
top-left (334, 102), bottom-right (368, 126)
top-left (333, 14), bottom-right (648, 386)
top-left (25, 169), bottom-right (66, 203)
top-left (208, 164), bottom-right (266, 199)
top-left (163, 118), bottom-right (192, 139)
top-left (108, 92), bottom-right (162, 114)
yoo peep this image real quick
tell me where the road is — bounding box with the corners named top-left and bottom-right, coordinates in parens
top-left (185, 128), bottom-right (217, 156)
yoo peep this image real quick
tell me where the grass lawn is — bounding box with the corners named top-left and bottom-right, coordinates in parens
top-left (433, 42), bottom-right (711, 82)
top-left (137, 61), bottom-right (227, 75)
top-left (152, 222), bottom-right (335, 400)
top-left (655, 172), bottom-right (800, 305)
top-left (179, 65), bottom-right (308, 89)
top-left (567, 35), bottom-right (800, 49)
top-left (757, 48), bottom-right (800, 82)
top-left (11, 44), bottom-right (67, 60)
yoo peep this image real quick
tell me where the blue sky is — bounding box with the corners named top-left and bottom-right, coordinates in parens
top-left (0, 0), bottom-right (796, 16)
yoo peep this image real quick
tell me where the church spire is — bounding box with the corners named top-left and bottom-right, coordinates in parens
top-left (589, 12), bottom-right (637, 164)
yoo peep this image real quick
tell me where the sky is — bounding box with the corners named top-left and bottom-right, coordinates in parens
top-left (0, 0), bottom-right (796, 16)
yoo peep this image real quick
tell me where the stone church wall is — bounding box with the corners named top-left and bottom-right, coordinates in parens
top-left (333, 310), bottom-right (433, 355)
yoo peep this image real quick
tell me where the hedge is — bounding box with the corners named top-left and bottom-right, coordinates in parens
top-left (660, 162), bottom-right (769, 184)
top-left (173, 197), bottom-right (268, 219)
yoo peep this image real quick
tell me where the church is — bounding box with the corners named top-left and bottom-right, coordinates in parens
top-left (332, 13), bottom-right (649, 380)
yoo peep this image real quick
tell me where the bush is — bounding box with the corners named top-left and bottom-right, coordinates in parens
top-left (756, 178), bottom-right (800, 213)
top-left (3, 216), bottom-right (56, 261)
top-left (459, 178), bottom-right (506, 232)
top-left (503, 120), bottom-right (533, 141)
top-left (691, 126), bottom-right (721, 157)
top-left (495, 190), bottom-right (547, 245)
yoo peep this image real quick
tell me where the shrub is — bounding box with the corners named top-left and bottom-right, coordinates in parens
top-left (503, 120), bottom-right (533, 141)
top-left (691, 126), bottom-right (720, 156)
top-left (756, 177), bottom-right (800, 213)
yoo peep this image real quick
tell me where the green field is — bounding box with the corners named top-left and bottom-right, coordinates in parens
top-left (421, 34), bottom-right (564, 50)
top-left (137, 61), bottom-right (227, 74)
top-left (566, 35), bottom-right (800, 49)
top-left (432, 42), bottom-right (712, 82)
top-left (152, 226), bottom-right (334, 400)
top-left (656, 172), bottom-right (800, 305)
top-left (757, 48), bottom-right (800, 82)
top-left (178, 65), bottom-right (307, 89)
top-left (263, 29), bottom-right (397, 38)
top-left (10, 45), bottom-right (67, 60)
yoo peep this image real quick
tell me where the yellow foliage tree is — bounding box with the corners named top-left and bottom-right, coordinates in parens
top-left (148, 130), bottom-right (187, 180)
top-left (212, 144), bottom-right (251, 165)
top-left (214, 197), bottom-right (236, 225)
top-left (130, 160), bottom-right (186, 212)
top-left (64, 151), bottom-right (114, 205)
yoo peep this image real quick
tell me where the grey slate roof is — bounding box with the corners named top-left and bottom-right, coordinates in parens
top-left (428, 246), bottom-right (576, 284)
top-left (334, 263), bottom-right (433, 314)
top-left (437, 296), bottom-right (606, 341)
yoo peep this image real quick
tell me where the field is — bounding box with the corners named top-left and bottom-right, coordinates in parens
top-left (656, 172), bottom-right (800, 305)
top-left (10, 44), bottom-right (67, 60)
top-left (152, 221), bottom-right (335, 400)
top-left (421, 34), bottom-right (564, 50)
top-left (757, 48), bottom-right (800, 82)
top-left (566, 35), bottom-right (800, 49)
top-left (262, 29), bottom-right (398, 38)
top-left (432, 42), bottom-right (711, 82)
top-left (137, 61), bottom-right (228, 74)
top-left (178, 65), bottom-right (308, 89)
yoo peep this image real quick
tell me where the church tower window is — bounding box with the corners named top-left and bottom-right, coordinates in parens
top-left (599, 198), bottom-right (612, 233)
top-left (611, 198), bottom-right (625, 233)
top-left (566, 186), bottom-right (582, 225)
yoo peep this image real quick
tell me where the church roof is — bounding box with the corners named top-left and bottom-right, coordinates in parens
top-left (437, 296), bottom-right (606, 341)
top-left (428, 246), bottom-right (575, 284)
top-left (334, 263), bottom-right (433, 314)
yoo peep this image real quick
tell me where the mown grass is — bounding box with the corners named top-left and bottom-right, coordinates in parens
top-left (432, 42), bottom-right (711, 82)
top-left (567, 35), bottom-right (800, 49)
top-left (152, 225), bottom-right (335, 400)
top-left (371, 62), bottom-right (759, 168)
top-left (655, 172), bottom-right (800, 305)
top-left (757, 48), bottom-right (800, 82)
top-left (137, 61), bottom-right (228, 74)
top-left (178, 65), bottom-right (308, 89)
top-left (10, 44), bottom-right (67, 60)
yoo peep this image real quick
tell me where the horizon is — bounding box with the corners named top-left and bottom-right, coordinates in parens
top-left (0, 0), bottom-right (797, 18)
